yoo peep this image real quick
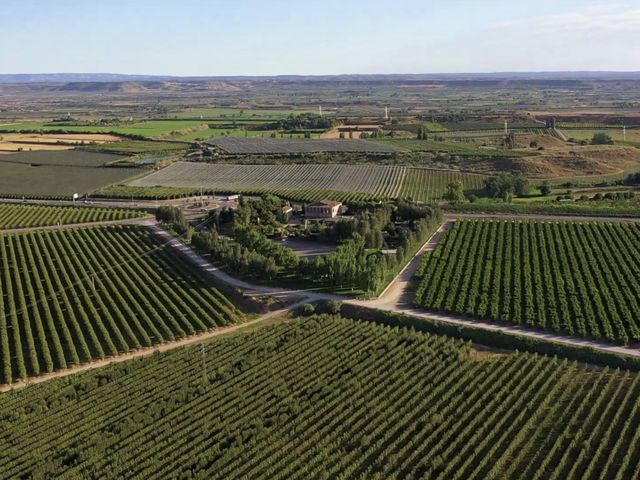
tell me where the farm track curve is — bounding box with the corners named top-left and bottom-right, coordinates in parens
top-left (3, 212), bottom-right (640, 391)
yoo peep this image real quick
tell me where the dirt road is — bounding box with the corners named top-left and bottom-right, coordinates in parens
top-left (0, 300), bottom-right (309, 394)
top-left (153, 224), bottom-right (640, 360)
top-left (4, 217), bottom-right (640, 392)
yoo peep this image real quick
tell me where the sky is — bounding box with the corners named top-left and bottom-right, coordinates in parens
top-left (1, 0), bottom-right (639, 75)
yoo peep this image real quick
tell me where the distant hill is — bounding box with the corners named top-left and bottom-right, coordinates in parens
top-left (1, 72), bottom-right (639, 84)
top-left (0, 73), bottom-right (176, 83)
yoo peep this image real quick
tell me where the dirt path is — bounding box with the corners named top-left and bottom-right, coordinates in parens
top-left (370, 221), bottom-right (453, 307)
top-left (388, 307), bottom-right (640, 357)
top-left (154, 224), bottom-right (640, 356)
top-left (4, 217), bottom-right (640, 392)
top-left (0, 301), bottom-right (310, 393)
top-left (150, 224), bottom-right (322, 297)
top-left (445, 212), bottom-right (640, 223)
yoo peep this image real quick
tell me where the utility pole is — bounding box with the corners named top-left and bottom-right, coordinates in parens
top-left (385, 106), bottom-right (389, 120)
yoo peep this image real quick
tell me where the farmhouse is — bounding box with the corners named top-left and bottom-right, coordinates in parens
top-left (305, 199), bottom-right (342, 218)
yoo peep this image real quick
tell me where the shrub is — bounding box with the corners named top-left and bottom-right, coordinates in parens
top-left (591, 132), bottom-right (614, 145)
top-left (302, 304), bottom-right (316, 316)
top-left (317, 299), bottom-right (343, 315)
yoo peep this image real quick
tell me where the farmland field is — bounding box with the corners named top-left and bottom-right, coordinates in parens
top-left (0, 120), bottom-right (212, 138)
top-left (0, 151), bottom-right (144, 198)
top-left (131, 162), bottom-right (407, 201)
top-left (400, 168), bottom-right (486, 201)
top-left (0, 225), bottom-right (243, 384)
top-left (2, 315), bottom-right (640, 479)
top-left (80, 139), bottom-right (188, 155)
top-left (96, 184), bottom-right (202, 200)
top-left (0, 133), bottom-right (119, 152)
top-left (445, 199), bottom-right (640, 218)
top-left (374, 138), bottom-right (528, 157)
top-left (561, 128), bottom-right (640, 143)
top-left (206, 136), bottom-right (406, 154)
top-left (0, 203), bottom-right (145, 229)
top-left (129, 162), bottom-right (488, 202)
top-left (172, 107), bottom-right (317, 119)
top-left (415, 220), bottom-right (640, 344)
top-left (0, 150), bottom-right (127, 167)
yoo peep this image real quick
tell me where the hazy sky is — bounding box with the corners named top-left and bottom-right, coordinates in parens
top-left (2, 0), bottom-right (639, 75)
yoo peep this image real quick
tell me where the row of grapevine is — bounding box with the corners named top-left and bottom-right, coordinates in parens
top-left (128, 162), bottom-right (486, 203)
top-left (415, 219), bottom-right (640, 344)
top-left (398, 168), bottom-right (485, 202)
top-left (0, 225), bottom-right (242, 384)
top-left (0, 203), bottom-right (145, 229)
top-left (131, 162), bottom-right (407, 199)
top-left (1, 315), bottom-right (640, 479)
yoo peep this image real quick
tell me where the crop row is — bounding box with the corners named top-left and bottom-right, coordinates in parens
top-left (1, 315), bottom-right (640, 479)
top-left (128, 162), bottom-right (489, 203)
top-left (400, 168), bottom-right (485, 202)
top-left (415, 220), bottom-right (640, 344)
top-left (0, 203), bottom-right (145, 229)
top-left (0, 225), bottom-right (242, 384)
top-left (131, 162), bottom-right (407, 199)
top-left (206, 136), bottom-right (405, 154)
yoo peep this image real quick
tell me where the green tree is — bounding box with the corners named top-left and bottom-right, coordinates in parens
top-left (504, 132), bottom-right (517, 149)
top-left (591, 132), bottom-right (614, 145)
top-left (444, 181), bottom-right (466, 204)
top-left (539, 181), bottom-right (552, 196)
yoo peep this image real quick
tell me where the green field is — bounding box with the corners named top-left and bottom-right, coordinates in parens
top-left (95, 184), bottom-right (203, 200)
top-left (0, 150), bottom-right (128, 167)
top-left (0, 120), bottom-right (212, 138)
top-left (374, 138), bottom-right (528, 157)
top-left (445, 199), bottom-right (640, 217)
top-left (130, 162), bottom-right (405, 202)
top-left (561, 128), bottom-right (640, 143)
top-left (0, 203), bottom-right (145, 229)
top-left (416, 220), bottom-right (640, 344)
top-left (0, 225), bottom-right (243, 384)
top-left (183, 128), bottom-right (320, 141)
top-left (0, 161), bottom-right (143, 199)
top-left (0, 120), bottom-right (324, 142)
top-left (2, 315), bottom-right (640, 479)
top-left (80, 139), bottom-right (188, 155)
top-left (171, 107), bottom-right (317, 119)
top-left (400, 168), bottom-right (486, 202)
top-left (124, 162), bottom-right (488, 203)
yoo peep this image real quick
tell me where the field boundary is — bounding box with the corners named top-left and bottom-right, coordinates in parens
top-left (0, 303), bottom-right (304, 393)
top-left (341, 305), bottom-right (640, 370)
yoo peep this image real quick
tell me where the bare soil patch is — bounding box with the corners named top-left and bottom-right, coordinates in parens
top-left (0, 133), bottom-right (119, 152)
top-left (513, 145), bottom-right (640, 178)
